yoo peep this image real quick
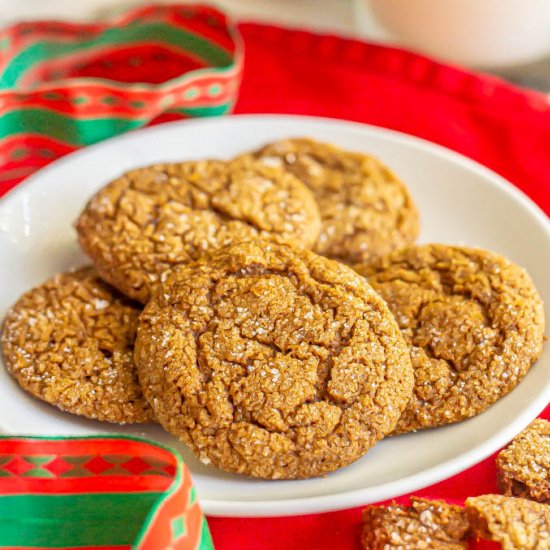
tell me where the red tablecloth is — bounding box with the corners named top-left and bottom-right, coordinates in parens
top-left (206, 23), bottom-right (550, 550)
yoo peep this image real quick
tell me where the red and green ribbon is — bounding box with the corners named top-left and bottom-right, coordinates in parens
top-left (0, 435), bottom-right (213, 550)
top-left (0, 3), bottom-right (243, 192)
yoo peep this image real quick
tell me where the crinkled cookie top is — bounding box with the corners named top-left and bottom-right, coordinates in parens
top-left (1, 267), bottom-right (152, 424)
top-left (76, 157), bottom-right (321, 303)
top-left (135, 241), bottom-right (413, 479)
top-left (246, 137), bottom-right (419, 264)
top-left (355, 244), bottom-right (545, 433)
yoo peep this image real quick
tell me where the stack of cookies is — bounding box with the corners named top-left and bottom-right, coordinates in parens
top-left (1, 137), bottom-right (545, 481)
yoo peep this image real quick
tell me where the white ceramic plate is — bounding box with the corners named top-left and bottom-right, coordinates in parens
top-left (0, 115), bottom-right (549, 517)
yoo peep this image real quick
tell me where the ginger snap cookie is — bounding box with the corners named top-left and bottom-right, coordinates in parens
top-left (361, 498), bottom-right (471, 549)
top-left (497, 419), bottom-right (550, 503)
top-left (354, 244), bottom-right (545, 433)
top-left (466, 495), bottom-right (550, 549)
top-left (76, 158), bottom-right (321, 303)
top-left (135, 241), bottom-right (413, 479)
top-left (243, 137), bottom-right (420, 264)
top-left (1, 267), bottom-right (152, 424)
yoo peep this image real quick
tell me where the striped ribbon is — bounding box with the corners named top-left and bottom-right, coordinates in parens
top-left (0, 3), bottom-right (243, 192)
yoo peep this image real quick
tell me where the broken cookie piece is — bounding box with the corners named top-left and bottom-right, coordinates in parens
top-left (497, 419), bottom-right (549, 504)
top-left (466, 494), bottom-right (550, 549)
top-left (361, 497), bottom-right (471, 549)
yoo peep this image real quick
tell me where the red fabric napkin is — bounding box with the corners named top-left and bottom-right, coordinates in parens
top-left (206, 23), bottom-right (550, 550)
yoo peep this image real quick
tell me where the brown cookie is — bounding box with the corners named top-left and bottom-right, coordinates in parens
top-left (76, 158), bottom-right (321, 303)
top-left (354, 244), bottom-right (545, 433)
top-left (135, 241), bottom-right (413, 479)
top-left (1, 267), bottom-right (152, 424)
top-left (361, 498), bottom-right (471, 549)
top-left (497, 419), bottom-right (550, 503)
top-left (466, 494), bottom-right (550, 549)
top-left (243, 137), bottom-right (420, 264)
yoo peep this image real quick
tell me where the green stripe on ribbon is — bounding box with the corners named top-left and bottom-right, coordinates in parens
top-left (0, 108), bottom-right (144, 145)
top-left (199, 517), bottom-right (215, 550)
top-left (24, 455), bottom-right (56, 466)
top-left (0, 105), bottom-right (232, 145)
top-left (171, 103), bottom-right (232, 118)
top-left (0, 493), bottom-right (162, 547)
top-left (0, 23), bottom-right (233, 90)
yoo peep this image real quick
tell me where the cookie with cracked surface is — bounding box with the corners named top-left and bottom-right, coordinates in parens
top-left (361, 497), bottom-right (471, 549)
top-left (354, 244), bottom-right (545, 433)
top-left (135, 241), bottom-right (413, 479)
top-left (466, 494), bottom-right (550, 549)
top-left (76, 158), bottom-right (321, 303)
top-left (1, 267), bottom-right (153, 424)
top-left (497, 419), bottom-right (550, 503)
top-left (242, 137), bottom-right (420, 264)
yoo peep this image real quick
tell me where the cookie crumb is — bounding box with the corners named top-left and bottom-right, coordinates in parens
top-left (361, 497), bottom-right (470, 549)
top-left (466, 494), bottom-right (550, 549)
top-left (497, 419), bottom-right (549, 503)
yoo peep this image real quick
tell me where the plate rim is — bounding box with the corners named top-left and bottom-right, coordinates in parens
top-left (1, 114), bottom-right (549, 517)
